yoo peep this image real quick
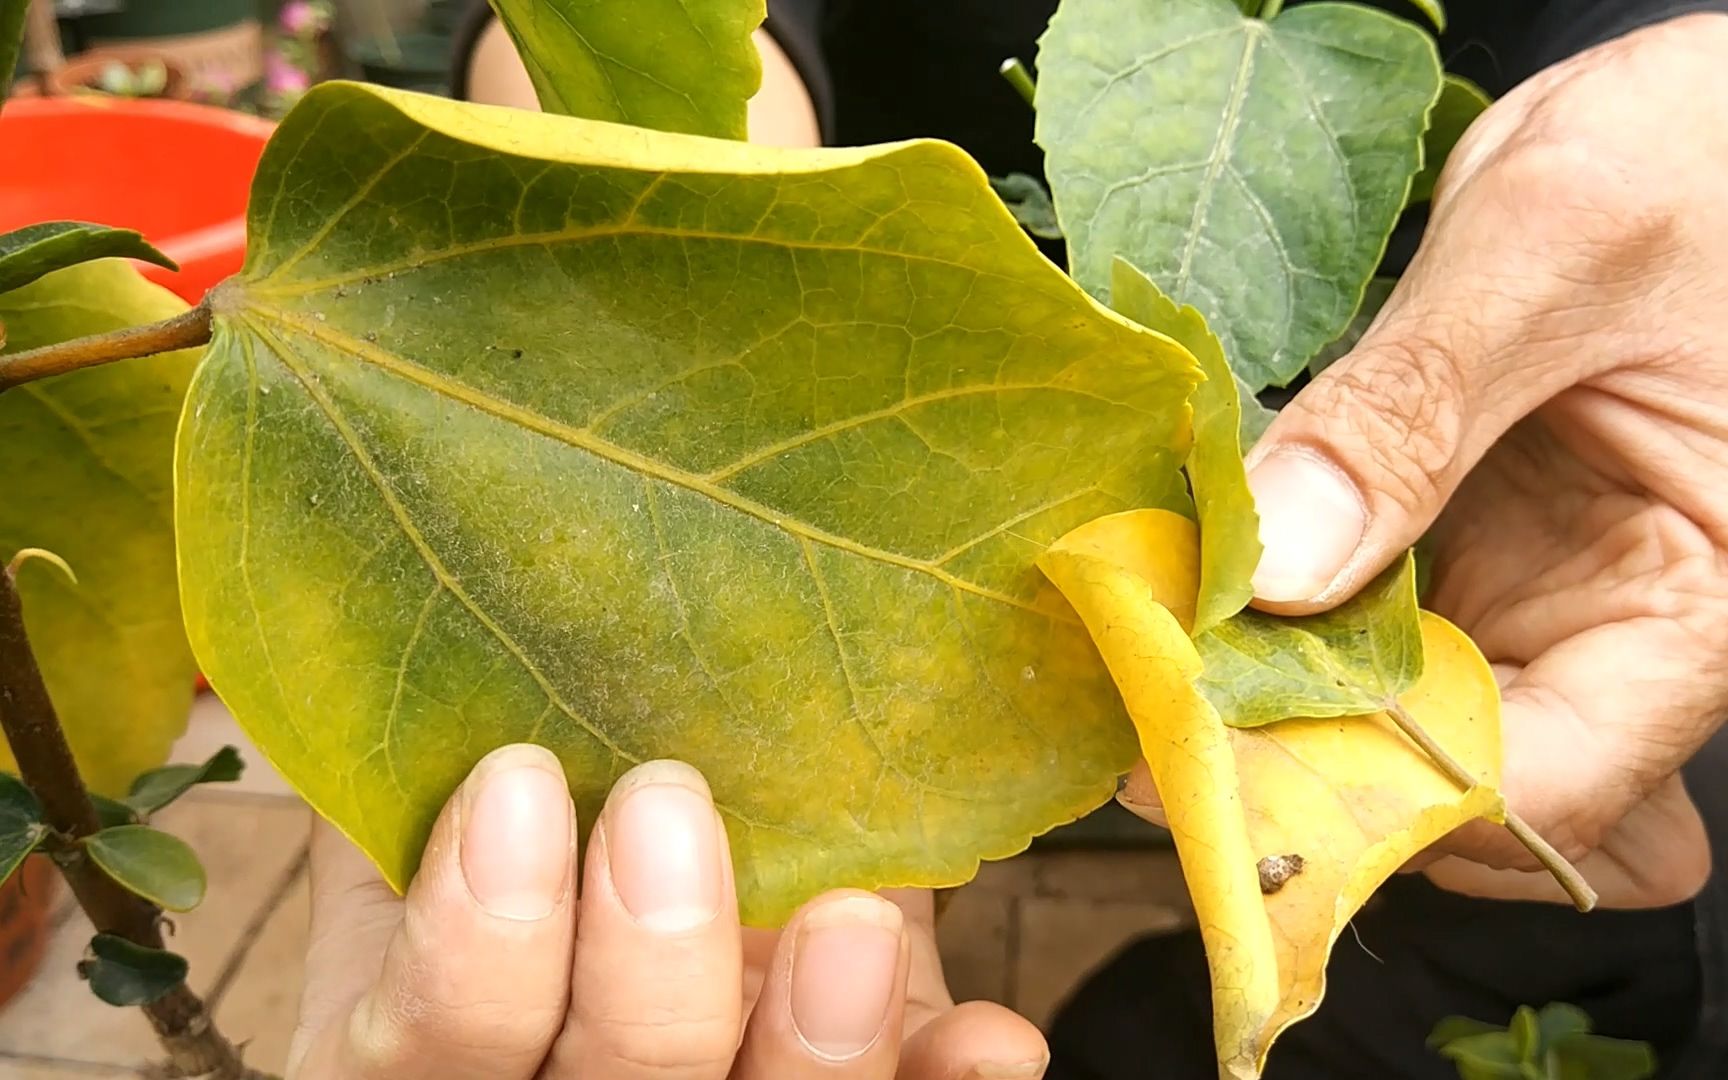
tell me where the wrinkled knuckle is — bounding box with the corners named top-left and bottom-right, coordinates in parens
top-left (351, 981), bottom-right (560, 1075)
top-left (1314, 341), bottom-right (1463, 514)
top-left (581, 1012), bottom-right (739, 1074)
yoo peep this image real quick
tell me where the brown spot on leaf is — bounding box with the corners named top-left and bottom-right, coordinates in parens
top-left (1258, 853), bottom-right (1305, 894)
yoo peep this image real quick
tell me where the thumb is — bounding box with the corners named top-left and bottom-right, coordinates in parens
top-left (1245, 285), bottom-right (1576, 612)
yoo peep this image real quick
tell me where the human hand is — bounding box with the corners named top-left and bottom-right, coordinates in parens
top-left (1126, 14), bottom-right (1728, 909)
top-left (288, 746), bottom-right (1047, 1078)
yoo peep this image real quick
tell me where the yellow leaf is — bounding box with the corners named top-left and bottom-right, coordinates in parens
top-left (1038, 510), bottom-right (1504, 1079)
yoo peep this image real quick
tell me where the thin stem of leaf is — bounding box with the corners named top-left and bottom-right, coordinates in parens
top-left (1384, 700), bottom-right (1598, 913)
top-left (1258, 0), bottom-right (1286, 19)
top-left (0, 564), bottom-right (277, 1078)
top-left (0, 302), bottom-right (212, 391)
top-left (999, 57), bottom-right (1037, 108)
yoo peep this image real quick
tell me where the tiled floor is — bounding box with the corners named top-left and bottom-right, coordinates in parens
top-left (0, 696), bottom-right (1193, 1078)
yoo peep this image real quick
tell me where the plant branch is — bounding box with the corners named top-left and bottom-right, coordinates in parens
top-left (0, 564), bottom-right (275, 1079)
top-left (1385, 700), bottom-right (1598, 912)
top-left (0, 303), bottom-right (213, 392)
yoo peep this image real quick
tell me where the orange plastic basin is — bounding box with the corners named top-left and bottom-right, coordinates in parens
top-left (0, 97), bottom-right (275, 302)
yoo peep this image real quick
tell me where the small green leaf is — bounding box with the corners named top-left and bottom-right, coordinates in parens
top-left (83, 825), bottom-right (206, 912)
top-left (0, 773), bottom-right (47, 887)
top-left (77, 934), bottom-right (188, 1007)
top-left (1400, 0), bottom-right (1447, 33)
top-left (1238, 379), bottom-right (1277, 449)
top-left (180, 81), bottom-right (1202, 925)
top-left (1037, 0), bottom-right (1441, 390)
top-left (0, 223), bottom-right (178, 297)
top-left (1510, 1005), bottom-right (1542, 1061)
top-left (1309, 276), bottom-right (1395, 378)
top-left (485, 0), bottom-right (764, 138)
top-left (1548, 1033), bottom-right (1657, 1080)
top-left (1536, 1003), bottom-right (1594, 1050)
top-left (1196, 554), bottom-right (1423, 727)
top-left (1110, 260), bottom-right (1259, 633)
top-left (126, 746), bottom-right (245, 815)
top-left (991, 173), bottom-right (1064, 240)
top-left (89, 794), bottom-right (139, 829)
top-left (1411, 74), bottom-right (1492, 205)
top-left (0, 261), bottom-right (201, 798)
top-left (1439, 1031), bottom-right (1527, 1079)
top-left (1431, 1016), bottom-right (1513, 1050)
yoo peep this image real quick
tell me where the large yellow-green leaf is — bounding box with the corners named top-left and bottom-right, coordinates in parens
top-left (486, 0), bottom-right (764, 139)
top-left (1035, 0), bottom-right (1441, 390)
top-left (0, 261), bottom-right (199, 796)
top-left (1195, 554), bottom-right (1422, 727)
top-left (1111, 259), bottom-right (1258, 633)
top-left (1410, 74), bottom-right (1492, 205)
top-left (179, 82), bottom-right (1201, 924)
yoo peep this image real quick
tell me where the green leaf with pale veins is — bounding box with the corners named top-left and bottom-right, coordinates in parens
top-left (485, 0), bottom-right (764, 138)
top-left (1036, 0), bottom-right (1441, 391)
top-left (0, 261), bottom-right (200, 797)
top-left (126, 746), bottom-right (245, 816)
top-left (84, 824), bottom-right (206, 911)
top-left (1196, 554), bottom-right (1422, 727)
top-left (0, 773), bottom-right (47, 888)
top-left (1411, 74), bottom-right (1492, 205)
top-left (78, 934), bottom-right (188, 1007)
top-left (179, 82), bottom-right (1202, 925)
top-left (1309, 276), bottom-right (1394, 377)
top-left (0, 222), bottom-right (178, 297)
top-left (1111, 260), bottom-right (1259, 634)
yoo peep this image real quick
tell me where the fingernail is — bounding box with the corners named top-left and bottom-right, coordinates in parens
top-left (1247, 449), bottom-right (1366, 602)
top-left (604, 761), bottom-right (724, 933)
top-left (969, 1059), bottom-right (1050, 1079)
top-left (791, 894), bottom-right (904, 1061)
top-left (460, 745), bottom-right (572, 921)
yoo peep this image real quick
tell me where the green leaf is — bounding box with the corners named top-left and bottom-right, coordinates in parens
top-left (125, 746), bottom-right (245, 816)
top-left (179, 81), bottom-right (1202, 925)
top-left (0, 223), bottom-right (179, 298)
top-left (1510, 1006), bottom-right (1542, 1062)
top-left (1110, 260), bottom-right (1259, 633)
top-left (1, 0), bottom-right (25, 108)
top-left (83, 824), bottom-right (206, 912)
top-left (1439, 1032), bottom-right (1527, 1080)
top-left (77, 934), bottom-right (188, 1007)
top-left (991, 173), bottom-right (1064, 240)
top-left (1238, 378), bottom-right (1276, 448)
top-left (0, 772), bottom-right (47, 887)
top-left (1547, 1034), bottom-right (1657, 1080)
top-left (0, 261), bottom-right (201, 797)
top-left (485, 0), bottom-right (764, 138)
top-left (1411, 74), bottom-right (1491, 205)
top-left (1535, 1003), bottom-right (1594, 1050)
top-left (1431, 1016), bottom-right (1514, 1050)
top-left (89, 794), bottom-right (139, 829)
top-left (1036, 0), bottom-right (1441, 390)
top-left (1196, 554), bottom-right (1422, 727)
top-left (1309, 276), bottom-right (1394, 378)
top-left (1400, 0), bottom-right (1447, 33)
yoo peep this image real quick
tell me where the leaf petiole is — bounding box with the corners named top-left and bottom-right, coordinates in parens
top-left (1384, 700), bottom-right (1598, 912)
top-left (0, 302), bottom-right (212, 391)
top-left (999, 57), bottom-right (1037, 108)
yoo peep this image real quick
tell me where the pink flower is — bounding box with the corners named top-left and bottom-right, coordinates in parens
top-left (278, 0), bottom-right (320, 36)
top-left (265, 51), bottom-right (311, 95)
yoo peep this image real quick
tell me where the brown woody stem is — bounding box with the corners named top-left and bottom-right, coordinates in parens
top-left (0, 303), bottom-right (213, 391)
top-left (1385, 700), bottom-right (1598, 912)
top-left (0, 564), bottom-right (274, 1078)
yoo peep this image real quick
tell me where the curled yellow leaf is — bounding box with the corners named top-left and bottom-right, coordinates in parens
top-left (1038, 510), bottom-right (1504, 1079)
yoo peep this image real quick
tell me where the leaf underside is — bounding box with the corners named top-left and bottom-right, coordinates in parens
top-left (0, 261), bottom-right (200, 796)
top-left (1036, 0), bottom-right (1441, 390)
top-left (1410, 74), bottom-right (1492, 205)
top-left (486, 0), bottom-right (765, 139)
top-left (179, 82), bottom-right (1202, 925)
top-left (0, 222), bottom-right (178, 297)
top-left (80, 934), bottom-right (189, 1007)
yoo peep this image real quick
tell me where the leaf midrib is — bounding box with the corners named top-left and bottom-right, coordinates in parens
top-left (241, 302), bottom-right (1079, 623)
